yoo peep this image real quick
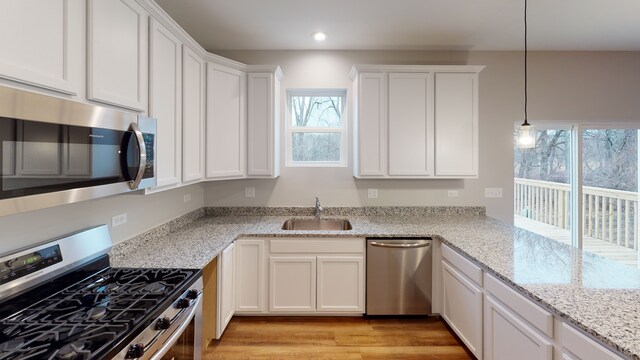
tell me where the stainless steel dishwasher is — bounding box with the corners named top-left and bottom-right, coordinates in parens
top-left (366, 238), bottom-right (433, 315)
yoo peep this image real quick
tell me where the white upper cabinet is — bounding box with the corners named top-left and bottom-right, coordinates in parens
top-left (354, 73), bottom-right (387, 177)
top-left (351, 65), bottom-right (484, 179)
top-left (0, 0), bottom-right (82, 95)
top-left (247, 68), bottom-right (283, 178)
top-left (182, 46), bottom-right (205, 184)
top-left (88, 0), bottom-right (148, 111)
top-left (388, 72), bottom-right (434, 176)
top-left (435, 73), bottom-right (478, 177)
top-left (148, 18), bottom-right (182, 189)
top-left (206, 63), bottom-right (247, 180)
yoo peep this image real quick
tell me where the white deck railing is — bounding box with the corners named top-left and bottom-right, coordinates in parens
top-left (514, 178), bottom-right (638, 250)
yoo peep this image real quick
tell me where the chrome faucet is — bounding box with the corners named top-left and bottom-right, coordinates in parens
top-left (315, 197), bottom-right (323, 220)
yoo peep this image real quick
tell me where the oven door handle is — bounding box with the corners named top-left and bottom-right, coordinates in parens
top-left (128, 122), bottom-right (147, 190)
top-left (149, 293), bottom-right (202, 360)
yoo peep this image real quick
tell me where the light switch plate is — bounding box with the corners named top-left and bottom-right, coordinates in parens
top-left (183, 194), bottom-right (191, 202)
top-left (484, 188), bottom-right (503, 198)
top-left (245, 187), bottom-right (256, 198)
top-left (368, 189), bottom-right (378, 199)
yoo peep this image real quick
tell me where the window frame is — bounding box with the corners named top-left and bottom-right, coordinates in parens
top-left (285, 89), bottom-right (348, 168)
top-left (514, 120), bottom-right (640, 252)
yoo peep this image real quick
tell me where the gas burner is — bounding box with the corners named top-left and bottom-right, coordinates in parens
top-left (97, 283), bottom-right (120, 293)
top-left (56, 340), bottom-right (91, 360)
top-left (0, 338), bottom-right (25, 353)
top-left (142, 282), bottom-right (166, 293)
top-left (86, 306), bottom-right (107, 320)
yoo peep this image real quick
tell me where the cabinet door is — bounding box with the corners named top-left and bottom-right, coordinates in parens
top-left (216, 242), bottom-right (235, 338)
top-left (269, 256), bottom-right (316, 312)
top-left (206, 63), bottom-right (246, 179)
top-left (0, 0), bottom-right (82, 94)
top-left (182, 46), bottom-right (205, 184)
top-left (149, 19), bottom-right (182, 188)
top-left (434, 73), bottom-right (478, 177)
top-left (388, 72), bottom-right (434, 176)
top-left (561, 323), bottom-right (623, 360)
top-left (355, 73), bottom-right (387, 177)
top-left (442, 261), bottom-right (483, 359)
top-left (235, 239), bottom-right (266, 313)
top-left (484, 295), bottom-right (553, 360)
top-left (247, 72), bottom-right (279, 178)
top-left (88, 0), bottom-right (148, 111)
top-left (317, 256), bottom-right (364, 312)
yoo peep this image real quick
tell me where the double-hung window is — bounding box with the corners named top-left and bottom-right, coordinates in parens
top-left (285, 89), bottom-right (347, 167)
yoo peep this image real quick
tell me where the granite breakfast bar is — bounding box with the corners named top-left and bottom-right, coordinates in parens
top-left (109, 207), bottom-right (640, 359)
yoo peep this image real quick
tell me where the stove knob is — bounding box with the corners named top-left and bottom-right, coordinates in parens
top-left (155, 317), bottom-right (171, 330)
top-left (185, 289), bottom-right (199, 300)
top-left (125, 343), bottom-right (145, 359)
top-left (176, 298), bottom-right (192, 309)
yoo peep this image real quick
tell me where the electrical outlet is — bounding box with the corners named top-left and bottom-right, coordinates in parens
top-left (484, 188), bottom-right (503, 198)
top-left (448, 190), bottom-right (459, 197)
top-left (368, 189), bottom-right (378, 199)
top-left (245, 187), bottom-right (256, 198)
top-left (183, 193), bottom-right (191, 202)
top-left (112, 213), bottom-right (127, 227)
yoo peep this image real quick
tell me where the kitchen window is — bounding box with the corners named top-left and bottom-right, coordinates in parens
top-left (514, 123), bottom-right (639, 270)
top-left (285, 89), bottom-right (347, 167)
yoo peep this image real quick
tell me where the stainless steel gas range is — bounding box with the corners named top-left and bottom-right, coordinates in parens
top-left (0, 225), bottom-right (203, 360)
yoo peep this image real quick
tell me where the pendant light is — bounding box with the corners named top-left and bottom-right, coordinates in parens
top-left (516, 0), bottom-right (535, 148)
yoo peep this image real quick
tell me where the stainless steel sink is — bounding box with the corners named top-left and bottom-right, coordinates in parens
top-left (281, 219), bottom-right (352, 231)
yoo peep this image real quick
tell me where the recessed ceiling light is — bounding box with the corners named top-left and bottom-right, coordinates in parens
top-left (313, 32), bottom-right (327, 42)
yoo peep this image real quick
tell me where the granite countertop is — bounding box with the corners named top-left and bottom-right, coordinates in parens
top-left (109, 207), bottom-right (640, 359)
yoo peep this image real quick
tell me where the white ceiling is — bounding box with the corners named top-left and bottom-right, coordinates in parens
top-left (155, 0), bottom-right (640, 51)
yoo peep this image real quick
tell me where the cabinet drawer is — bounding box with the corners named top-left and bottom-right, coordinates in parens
top-left (270, 238), bottom-right (364, 254)
top-left (484, 273), bottom-right (553, 337)
top-left (562, 323), bottom-right (622, 360)
top-left (442, 244), bottom-right (483, 285)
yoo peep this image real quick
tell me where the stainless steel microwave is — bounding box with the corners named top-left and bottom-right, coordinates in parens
top-left (0, 86), bottom-right (156, 217)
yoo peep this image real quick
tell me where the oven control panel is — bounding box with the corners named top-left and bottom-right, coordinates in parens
top-left (0, 245), bottom-right (62, 285)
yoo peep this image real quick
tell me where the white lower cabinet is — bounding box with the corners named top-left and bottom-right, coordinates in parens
top-left (216, 241), bottom-right (235, 339)
top-left (561, 323), bottom-right (623, 360)
top-left (233, 237), bottom-right (365, 315)
top-left (317, 256), bottom-right (365, 312)
top-left (269, 256), bottom-right (317, 312)
top-left (235, 239), bottom-right (266, 313)
top-left (442, 260), bottom-right (483, 359)
top-left (484, 295), bottom-right (553, 360)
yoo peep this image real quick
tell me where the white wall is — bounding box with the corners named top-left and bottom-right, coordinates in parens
top-left (204, 50), bottom-right (640, 223)
top-left (0, 183), bottom-right (204, 255)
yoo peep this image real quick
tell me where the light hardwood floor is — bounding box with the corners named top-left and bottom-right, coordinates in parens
top-left (204, 317), bottom-right (474, 360)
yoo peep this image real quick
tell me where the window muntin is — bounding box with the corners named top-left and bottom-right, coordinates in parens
top-left (286, 90), bottom-right (347, 167)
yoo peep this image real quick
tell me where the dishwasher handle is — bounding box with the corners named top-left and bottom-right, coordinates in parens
top-left (369, 241), bottom-right (431, 249)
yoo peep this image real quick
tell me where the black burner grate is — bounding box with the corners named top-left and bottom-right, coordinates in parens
top-left (0, 268), bottom-right (196, 360)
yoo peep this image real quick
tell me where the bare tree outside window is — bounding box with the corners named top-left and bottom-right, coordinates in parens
top-left (287, 91), bottom-right (346, 166)
top-left (514, 129), bottom-right (637, 191)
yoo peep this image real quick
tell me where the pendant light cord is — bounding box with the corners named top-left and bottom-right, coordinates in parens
top-left (524, 0), bottom-right (528, 125)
